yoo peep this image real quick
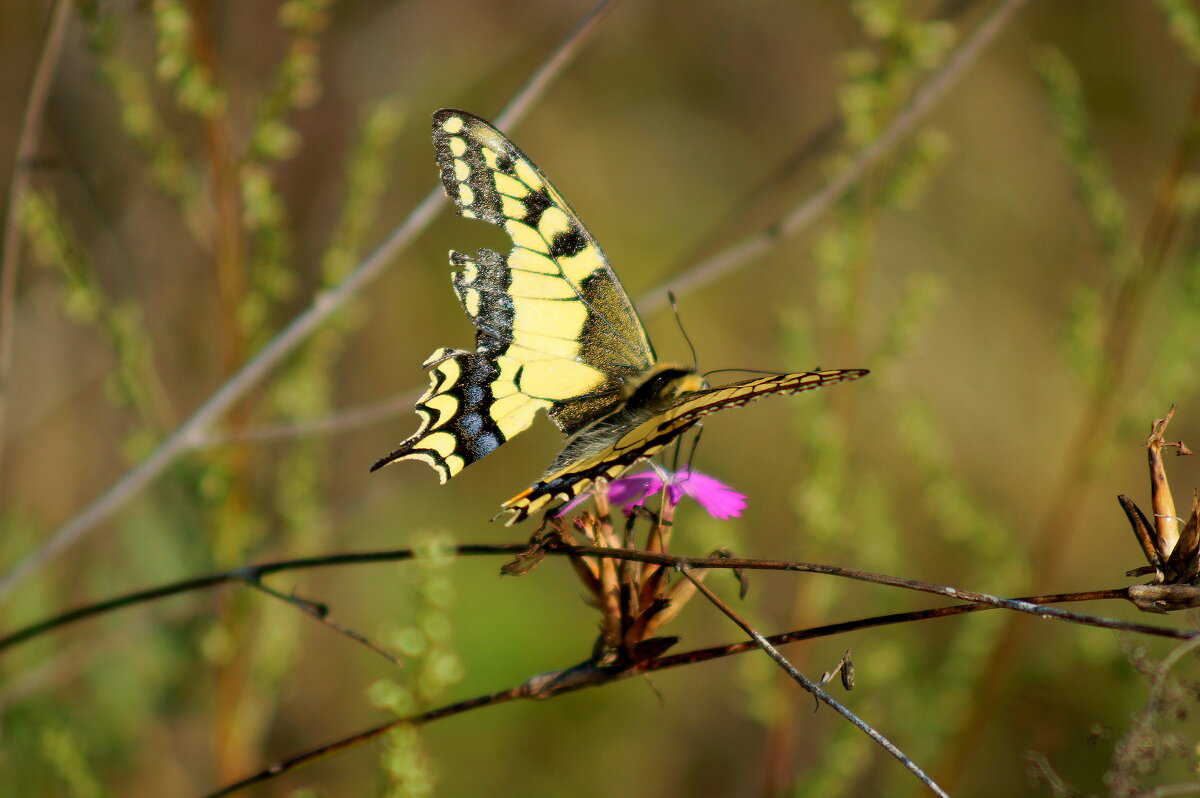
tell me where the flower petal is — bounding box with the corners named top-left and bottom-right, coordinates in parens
top-left (554, 473), bottom-right (660, 517)
top-left (607, 474), bottom-right (659, 506)
top-left (677, 472), bottom-right (747, 519)
top-left (553, 469), bottom-right (745, 520)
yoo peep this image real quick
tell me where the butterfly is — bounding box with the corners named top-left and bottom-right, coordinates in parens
top-left (372, 109), bottom-right (868, 524)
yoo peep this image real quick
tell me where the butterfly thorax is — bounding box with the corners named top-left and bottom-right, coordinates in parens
top-left (544, 364), bottom-right (704, 476)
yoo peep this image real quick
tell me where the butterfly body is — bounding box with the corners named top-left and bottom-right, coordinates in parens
top-left (544, 365), bottom-right (704, 474)
top-left (373, 109), bottom-right (868, 523)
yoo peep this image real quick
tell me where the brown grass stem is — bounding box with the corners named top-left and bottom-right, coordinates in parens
top-left (0, 0), bottom-right (74, 483)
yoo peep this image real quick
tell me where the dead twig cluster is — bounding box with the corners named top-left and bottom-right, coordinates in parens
top-left (1120, 407), bottom-right (1200, 613)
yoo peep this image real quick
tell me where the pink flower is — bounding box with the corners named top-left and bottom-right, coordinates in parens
top-left (557, 469), bottom-right (747, 520)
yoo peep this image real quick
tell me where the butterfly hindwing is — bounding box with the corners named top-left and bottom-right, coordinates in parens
top-left (499, 368), bottom-right (870, 523)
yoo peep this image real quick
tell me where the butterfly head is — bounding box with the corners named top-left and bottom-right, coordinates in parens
top-left (626, 364), bottom-right (706, 411)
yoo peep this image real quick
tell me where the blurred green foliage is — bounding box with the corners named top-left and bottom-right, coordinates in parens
top-left (2, 1), bottom-right (1200, 796)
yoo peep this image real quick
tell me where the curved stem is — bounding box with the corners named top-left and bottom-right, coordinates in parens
top-left (0, 542), bottom-right (1188, 655)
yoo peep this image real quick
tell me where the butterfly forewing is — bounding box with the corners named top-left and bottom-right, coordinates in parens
top-left (498, 369), bottom-right (870, 523)
top-left (432, 110), bottom-right (656, 382)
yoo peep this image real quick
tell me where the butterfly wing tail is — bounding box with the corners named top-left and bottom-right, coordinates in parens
top-left (371, 348), bottom-right (538, 480)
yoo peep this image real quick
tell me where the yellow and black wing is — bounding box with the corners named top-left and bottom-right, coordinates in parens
top-left (499, 368), bottom-right (870, 524)
top-left (371, 109), bottom-right (658, 481)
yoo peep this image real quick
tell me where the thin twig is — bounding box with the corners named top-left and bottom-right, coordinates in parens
top-left (679, 566), bottom-right (950, 797)
top-left (567, 546), bottom-right (1191, 639)
top-left (645, 590), bottom-right (1131, 671)
top-left (10, 568), bottom-right (1161, 797)
top-left (245, 578), bottom-right (402, 667)
top-left (202, 591), bottom-right (969, 796)
top-left (0, 544), bottom-right (521, 653)
top-left (1, 543), bottom-right (1189, 655)
top-left (203, 688), bottom-right (521, 797)
top-left (636, 0), bottom-right (1032, 315)
top-left (197, 392), bottom-right (414, 445)
top-left (0, 0), bottom-right (618, 601)
top-left (0, 0), bottom-right (74, 481)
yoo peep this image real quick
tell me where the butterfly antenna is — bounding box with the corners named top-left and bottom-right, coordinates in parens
top-left (702, 367), bottom-right (795, 379)
top-left (668, 291), bottom-right (700, 373)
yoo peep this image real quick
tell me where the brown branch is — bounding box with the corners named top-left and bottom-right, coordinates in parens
top-left (205, 586), bottom-right (1048, 797)
top-left (202, 687), bottom-right (522, 797)
top-left (200, 582), bottom-right (1163, 796)
top-left (3, 530), bottom-right (1175, 795)
top-left (206, 578), bottom-right (1178, 797)
top-left (645, 589), bottom-right (1133, 670)
top-left (183, 4), bottom-right (255, 778)
top-left (1, 543), bottom-right (1191, 656)
top-left (188, 0), bottom-right (246, 378)
top-left (563, 545), bottom-right (1192, 639)
top-left (16, 563), bottom-right (1132, 797)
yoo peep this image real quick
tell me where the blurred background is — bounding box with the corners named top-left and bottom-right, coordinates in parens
top-left (2, 0), bottom-right (1200, 795)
